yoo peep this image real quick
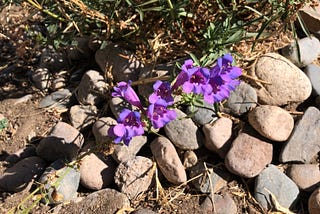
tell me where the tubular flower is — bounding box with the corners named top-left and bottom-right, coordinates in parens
top-left (147, 99), bottom-right (177, 129)
top-left (112, 81), bottom-right (144, 110)
top-left (149, 80), bottom-right (174, 105)
top-left (108, 109), bottom-right (144, 145)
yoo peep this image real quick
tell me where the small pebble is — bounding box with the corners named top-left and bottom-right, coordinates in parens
top-left (183, 150), bottom-right (198, 168)
top-left (186, 102), bottom-right (217, 125)
top-left (39, 88), bottom-right (72, 110)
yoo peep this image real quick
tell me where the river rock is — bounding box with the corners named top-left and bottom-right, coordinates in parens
top-left (92, 117), bottom-right (117, 144)
top-left (164, 108), bottom-right (203, 150)
top-left (186, 102), bottom-right (218, 125)
top-left (114, 156), bottom-right (154, 199)
top-left (80, 153), bottom-right (117, 190)
top-left (280, 106), bottom-right (320, 163)
top-left (109, 97), bottom-right (135, 118)
top-left (309, 187), bottom-right (320, 214)
top-left (287, 164), bottom-right (320, 192)
top-left (36, 122), bottom-right (84, 162)
top-left (248, 105), bottom-right (294, 141)
top-left (254, 164), bottom-right (300, 211)
top-left (39, 88), bottom-right (73, 110)
top-left (183, 150), bottom-right (198, 168)
top-left (299, 4), bottom-right (320, 37)
top-left (304, 64), bottom-right (320, 96)
top-left (150, 136), bottom-right (187, 185)
top-left (5, 145), bottom-right (37, 164)
top-left (200, 192), bottom-right (238, 214)
top-left (202, 117), bottom-right (233, 158)
top-left (253, 53), bottom-right (312, 106)
top-left (226, 81), bottom-right (257, 116)
top-left (69, 105), bottom-right (97, 130)
top-left (32, 68), bottom-right (52, 90)
top-left (0, 156), bottom-right (46, 192)
top-left (225, 132), bottom-right (273, 178)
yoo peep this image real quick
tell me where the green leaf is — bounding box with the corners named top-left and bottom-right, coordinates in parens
top-left (0, 118), bottom-right (8, 131)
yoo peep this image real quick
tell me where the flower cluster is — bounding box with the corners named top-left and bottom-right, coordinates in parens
top-left (109, 54), bottom-right (242, 145)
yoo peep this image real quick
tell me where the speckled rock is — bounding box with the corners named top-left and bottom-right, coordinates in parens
top-left (255, 164), bottom-right (300, 211)
top-left (114, 156), bottom-right (154, 199)
top-left (69, 105), bottom-right (97, 130)
top-left (36, 122), bottom-right (84, 162)
top-left (253, 53), bottom-right (312, 106)
top-left (0, 156), bottom-right (46, 192)
top-left (76, 70), bottom-right (109, 106)
top-left (226, 81), bottom-right (257, 116)
top-left (164, 108), bottom-right (204, 150)
top-left (95, 43), bottom-right (143, 82)
top-left (304, 64), bottom-right (320, 96)
top-left (112, 135), bottom-right (147, 163)
top-left (39, 159), bottom-right (80, 204)
top-left (280, 107), bottom-right (320, 163)
top-left (80, 153), bottom-right (117, 190)
top-left (200, 192), bottom-right (237, 214)
top-left (92, 117), bottom-right (117, 144)
top-left (186, 102), bottom-right (217, 125)
top-left (225, 132), bottom-right (273, 178)
top-left (287, 164), bottom-right (320, 192)
top-left (309, 187), bottom-right (320, 214)
top-left (202, 117), bottom-right (233, 158)
top-left (150, 136), bottom-right (187, 185)
top-left (39, 89), bottom-right (72, 110)
top-left (248, 105), bottom-right (294, 141)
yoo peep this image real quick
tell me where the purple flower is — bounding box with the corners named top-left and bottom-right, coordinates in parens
top-left (149, 80), bottom-right (174, 105)
top-left (182, 67), bottom-right (212, 96)
top-left (108, 109), bottom-right (144, 145)
top-left (112, 81), bottom-right (144, 110)
top-left (172, 59), bottom-right (194, 90)
top-left (147, 99), bottom-right (177, 129)
top-left (216, 54), bottom-right (242, 79)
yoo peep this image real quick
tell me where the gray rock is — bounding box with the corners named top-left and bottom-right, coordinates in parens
top-left (164, 108), bottom-right (204, 150)
top-left (150, 137), bottom-right (187, 185)
top-left (69, 105), bottom-right (97, 130)
top-left (281, 36), bottom-right (320, 67)
top-left (58, 188), bottom-right (130, 214)
top-left (112, 135), bottom-right (147, 163)
top-left (202, 117), bottom-right (233, 158)
top-left (225, 132), bottom-right (273, 178)
top-left (80, 153), bottom-right (117, 190)
top-left (226, 82), bottom-right (257, 116)
top-left (39, 46), bottom-right (69, 73)
top-left (95, 43), bottom-right (143, 82)
top-left (248, 105), bottom-right (294, 141)
top-left (309, 187), bottom-right (320, 214)
top-left (186, 102), bottom-right (218, 125)
top-left (200, 193), bottom-right (238, 214)
top-left (5, 145), bottom-right (37, 164)
top-left (0, 156), bottom-right (46, 192)
top-left (280, 107), bottom-right (320, 163)
top-left (254, 164), bottom-right (300, 211)
top-left (67, 37), bottom-right (93, 61)
top-left (39, 159), bottom-right (80, 204)
top-left (92, 117), bottom-right (117, 144)
top-left (133, 208), bottom-right (157, 214)
top-left (76, 70), bottom-right (109, 106)
top-left (114, 156), bottom-right (154, 199)
top-left (287, 164), bottom-right (320, 192)
top-left (51, 70), bottom-right (68, 91)
top-left (32, 68), bottom-right (52, 90)
top-left (189, 162), bottom-right (229, 194)
top-left (109, 97), bottom-right (135, 118)
top-left (39, 88), bottom-right (72, 110)
top-left (183, 150), bottom-right (198, 168)
top-left (304, 64), bottom-right (320, 96)
top-left (253, 53), bottom-right (312, 106)
top-left (36, 122), bottom-right (84, 162)
top-left (12, 94), bottom-right (33, 105)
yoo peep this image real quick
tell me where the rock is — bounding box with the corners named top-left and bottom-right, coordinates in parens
top-left (309, 187), bottom-right (320, 214)
top-left (114, 156), bottom-right (154, 199)
top-left (39, 88), bottom-right (72, 110)
top-left (0, 156), bottom-right (46, 192)
top-left (299, 4), bottom-right (320, 38)
top-left (109, 97), bottom-right (135, 118)
top-left (183, 150), bottom-right (198, 168)
top-left (32, 68), bottom-right (52, 90)
top-left (58, 188), bottom-right (130, 214)
top-left (202, 117), bottom-right (233, 158)
top-left (164, 108), bottom-right (204, 150)
top-left (281, 36), bottom-right (320, 67)
top-left (69, 105), bottom-right (97, 130)
top-left (5, 145), bottom-right (37, 164)
top-left (225, 132), bottom-right (273, 178)
top-left (12, 94), bottom-right (33, 105)
top-left (280, 107), bottom-right (320, 163)
top-left (253, 53), bottom-right (312, 106)
top-left (80, 153), bottom-right (117, 190)
top-left (39, 159), bottom-right (80, 204)
top-left (287, 164), bottom-right (320, 192)
top-left (36, 122), bottom-right (84, 162)
top-left (189, 162), bottom-right (229, 194)
top-left (200, 193), bottom-right (238, 214)
top-left (304, 64), bottom-right (320, 96)
top-left (95, 43), bottom-right (143, 82)
top-left (112, 135), bottom-right (147, 163)
top-left (51, 70), bottom-right (67, 90)
top-left (150, 136), bottom-right (187, 185)
top-left (226, 82), bottom-right (257, 116)
top-left (67, 37), bottom-right (93, 61)
top-left (92, 117), bottom-right (117, 144)
top-left (39, 46), bottom-right (69, 73)
top-left (133, 208), bottom-right (157, 214)
top-left (248, 105), bottom-right (294, 142)
top-left (254, 164), bottom-right (300, 211)
top-left (76, 70), bottom-right (109, 106)
top-left (186, 102), bottom-right (218, 125)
